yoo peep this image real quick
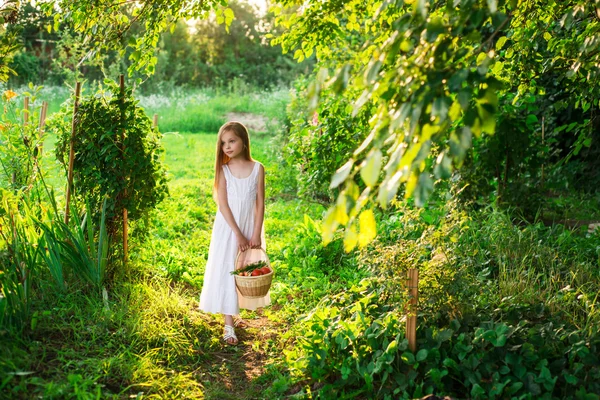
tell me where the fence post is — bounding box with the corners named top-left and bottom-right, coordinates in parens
top-left (120, 75), bottom-right (128, 265)
top-left (407, 268), bottom-right (419, 353)
top-left (153, 114), bottom-right (158, 129)
top-left (64, 82), bottom-right (82, 224)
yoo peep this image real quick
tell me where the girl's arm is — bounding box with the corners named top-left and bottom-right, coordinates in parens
top-left (217, 170), bottom-right (250, 252)
top-left (250, 164), bottom-right (265, 249)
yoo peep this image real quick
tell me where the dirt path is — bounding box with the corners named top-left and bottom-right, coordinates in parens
top-left (226, 112), bottom-right (277, 133)
top-left (198, 310), bottom-right (285, 399)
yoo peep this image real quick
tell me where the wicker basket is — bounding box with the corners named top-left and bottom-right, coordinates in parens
top-left (234, 248), bottom-right (273, 299)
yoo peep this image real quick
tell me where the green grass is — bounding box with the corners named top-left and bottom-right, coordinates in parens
top-left (135, 87), bottom-right (290, 134)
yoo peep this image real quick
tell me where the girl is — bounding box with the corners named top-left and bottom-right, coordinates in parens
top-left (199, 121), bottom-right (270, 345)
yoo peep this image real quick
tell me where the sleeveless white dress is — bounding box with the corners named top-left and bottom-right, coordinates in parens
top-left (199, 161), bottom-right (271, 315)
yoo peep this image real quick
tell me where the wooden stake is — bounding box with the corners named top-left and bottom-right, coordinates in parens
top-left (120, 75), bottom-right (128, 264)
top-left (407, 268), bottom-right (419, 353)
top-left (23, 97), bottom-right (29, 125)
top-left (65, 82), bottom-right (82, 224)
top-left (37, 101), bottom-right (48, 157)
top-left (153, 114), bottom-right (158, 129)
top-left (541, 116), bottom-right (545, 190)
top-left (39, 101), bottom-right (48, 131)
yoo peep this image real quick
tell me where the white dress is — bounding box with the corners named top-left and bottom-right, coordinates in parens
top-left (199, 161), bottom-right (271, 315)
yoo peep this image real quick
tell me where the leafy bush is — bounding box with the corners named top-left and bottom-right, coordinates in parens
top-left (50, 80), bottom-right (169, 234)
top-left (284, 78), bottom-right (372, 202)
top-left (268, 200), bottom-right (600, 398)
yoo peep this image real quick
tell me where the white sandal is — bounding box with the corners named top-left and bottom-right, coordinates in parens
top-left (223, 324), bottom-right (238, 345)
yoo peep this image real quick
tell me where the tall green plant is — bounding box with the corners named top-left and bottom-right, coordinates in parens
top-left (37, 198), bottom-right (110, 291)
top-left (0, 85), bottom-right (47, 192)
top-left (0, 190), bottom-right (40, 330)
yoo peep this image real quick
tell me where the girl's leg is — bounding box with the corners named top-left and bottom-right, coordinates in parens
top-left (223, 314), bottom-right (237, 345)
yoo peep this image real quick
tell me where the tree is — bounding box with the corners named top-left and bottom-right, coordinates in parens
top-left (272, 0), bottom-right (600, 249)
top-left (0, 0), bottom-right (234, 83)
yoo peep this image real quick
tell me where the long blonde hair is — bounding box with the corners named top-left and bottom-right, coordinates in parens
top-left (213, 121), bottom-right (253, 201)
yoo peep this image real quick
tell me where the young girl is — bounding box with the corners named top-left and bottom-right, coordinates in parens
top-left (199, 121), bottom-right (270, 345)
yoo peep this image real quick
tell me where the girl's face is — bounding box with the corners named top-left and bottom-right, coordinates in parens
top-left (221, 130), bottom-right (244, 160)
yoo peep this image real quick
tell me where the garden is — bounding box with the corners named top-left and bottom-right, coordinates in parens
top-left (1, 0), bottom-right (600, 399)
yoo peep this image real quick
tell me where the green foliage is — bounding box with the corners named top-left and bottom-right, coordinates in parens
top-left (274, 0), bottom-right (600, 249)
top-left (270, 199), bottom-right (600, 398)
top-left (37, 0), bottom-right (230, 77)
top-left (0, 85), bottom-right (47, 192)
top-left (51, 80), bottom-right (168, 233)
top-left (37, 198), bottom-right (110, 291)
top-left (141, 2), bottom-right (311, 90)
top-left (285, 77), bottom-right (371, 202)
top-left (0, 1), bottom-right (21, 83)
top-left (0, 190), bottom-right (40, 331)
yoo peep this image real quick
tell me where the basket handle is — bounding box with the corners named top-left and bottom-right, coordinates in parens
top-left (234, 247), bottom-right (270, 270)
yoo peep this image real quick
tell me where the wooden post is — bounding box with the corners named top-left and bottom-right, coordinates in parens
top-left (406, 268), bottom-right (419, 353)
top-left (541, 116), bottom-right (545, 189)
top-left (120, 75), bottom-right (128, 264)
top-left (39, 101), bottom-right (48, 131)
top-left (23, 97), bottom-right (29, 125)
top-left (65, 82), bottom-right (82, 224)
top-left (153, 114), bottom-right (158, 129)
top-left (37, 101), bottom-right (48, 156)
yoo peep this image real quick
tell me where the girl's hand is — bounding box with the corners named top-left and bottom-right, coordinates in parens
top-left (249, 236), bottom-right (261, 249)
top-left (237, 234), bottom-right (250, 252)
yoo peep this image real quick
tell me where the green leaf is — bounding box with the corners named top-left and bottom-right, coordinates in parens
top-left (425, 17), bottom-right (445, 42)
top-left (224, 8), bottom-right (235, 21)
top-left (413, 173), bottom-right (433, 207)
top-left (330, 64), bottom-right (351, 94)
top-left (471, 384), bottom-right (486, 397)
top-left (449, 69), bottom-right (469, 92)
top-left (432, 96), bottom-right (451, 122)
top-left (435, 328), bottom-right (453, 343)
top-left (413, 0), bottom-right (428, 19)
top-left (386, 340), bottom-right (398, 354)
top-left (401, 351), bottom-right (415, 365)
top-left (443, 358), bottom-right (459, 369)
top-left (526, 114), bottom-right (539, 128)
top-left (495, 36), bottom-right (508, 50)
top-left (330, 160), bottom-right (354, 189)
top-left (358, 209), bottom-right (377, 248)
top-left (434, 151), bottom-right (453, 179)
top-left (416, 349), bottom-right (428, 362)
top-left (365, 60), bottom-right (382, 85)
top-left (507, 382), bottom-right (524, 394)
top-left (293, 49), bottom-right (304, 61)
top-left (343, 223), bottom-right (358, 252)
top-left (494, 334), bottom-right (507, 347)
top-left (360, 149), bottom-right (382, 187)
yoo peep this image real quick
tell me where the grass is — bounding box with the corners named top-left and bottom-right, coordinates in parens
top-left (4, 84), bottom-right (290, 135)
